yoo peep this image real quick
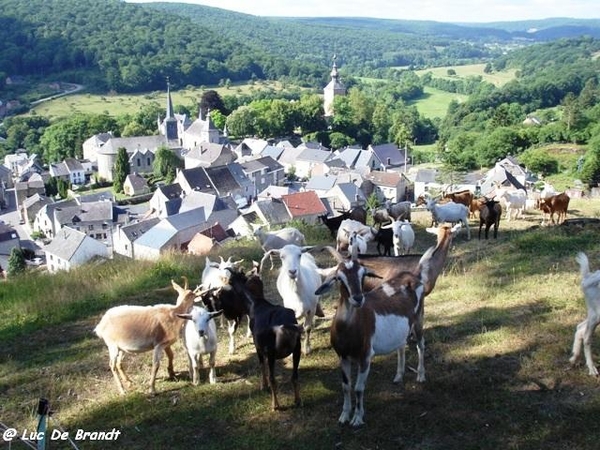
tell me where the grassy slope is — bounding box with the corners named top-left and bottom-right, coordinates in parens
top-left (2, 199), bottom-right (600, 449)
top-left (408, 86), bottom-right (468, 119)
top-left (29, 81), bottom-right (289, 120)
top-left (415, 63), bottom-right (517, 87)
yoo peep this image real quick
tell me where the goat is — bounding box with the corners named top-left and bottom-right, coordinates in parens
top-left (425, 198), bottom-right (470, 240)
top-left (94, 277), bottom-right (198, 395)
top-left (260, 244), bottom-right (322, 354)
top-left (315, 249), bottom-right (429, 427)
top-left (253, 226), bottom-right (305, 269)
top-left (348, 205), bottom-right (367, 224)
top-left (570, 252), bottom-right (600, 377)
top-left (347, 223), bottom-right (460, 294)
top-left (177, 306), bottom-right (222, 385)
top-left (478, 198), bottom-right (502, 239)
top-left (501, 190), bottom-right (527, 222)
top-left (199, 269), bottom-right (251, 355)
top-left (382, 219), bottom-right (415, 256)
top-left (201, 256), bottom-right (243, 289)
top-left (385, 200), bottom-right (412, 222)
top-left (201, 255), bottom-right (249, 337)
top-left (373, 227), bottom-right (393, 256)
top-left (348, 230), bottom-right (369, 259)
top-left (443, 189), bottom-right (473, 211)
top-left (371, 207), bottom-right (393, 228)
top-left (539, 192), bottom-right (570, 225)
top-left (318, 211), bottom-right (351, 237)
top-left (227, 267), bottom-right (303, 410)
top-left (336, 219), bottom-right (375, 252)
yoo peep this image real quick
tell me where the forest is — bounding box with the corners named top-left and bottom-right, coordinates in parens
top-left (2, 0), bottom-right (600, 186)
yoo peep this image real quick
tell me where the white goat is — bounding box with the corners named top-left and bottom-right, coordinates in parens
top-left (336, 219), bottom-right (375, 252)
top-left (201, 256), bottom-right (243, 289)
top-left (425, 198), bottom-right (470, 240)
top-left (348, 230), bottom-right (369, 259)
top-left (383, 219), bottom-right (415, 256)
top-left (254, 226), bottom-right (305, 269)
top-left (570, 252), bottom-right (600, 377)
top-left (501, 190), bottom-right (527, 221)
top-left (94, 278), bottom-right (198, 395)
top-left (260, 244), bottom-right (322, 354)
top-left (178, 306), bottom-right (222, 385)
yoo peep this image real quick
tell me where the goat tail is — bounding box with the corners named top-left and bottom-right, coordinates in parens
top-left (576, 252), bottom-right (590, 280)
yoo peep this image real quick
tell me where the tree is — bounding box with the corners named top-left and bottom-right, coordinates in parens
top-left (580, 133), bottom-right (600, 188)
top-left (113, 147), bottom-right (130, 193)
top-left (7, 248), bottom-right (26, 276)
top-left (153, 146), bottom-right (182, 183)
top-left (225, 106), bottom-right (257, 138)
top-left (200, 90), bottom-right (227, 115)
top-left (447, 68), bottom-right (457, 76)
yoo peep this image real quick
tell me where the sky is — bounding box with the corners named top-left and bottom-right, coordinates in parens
top-left (127, 0), bottom-right (599, 23)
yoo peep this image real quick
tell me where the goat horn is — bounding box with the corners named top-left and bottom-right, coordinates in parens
top-left (320, 245), bottom-right (346, 263)
top-left (259, 251), bottom-right (275, 274)
top-left (181, 276), bottom-right (189, 291)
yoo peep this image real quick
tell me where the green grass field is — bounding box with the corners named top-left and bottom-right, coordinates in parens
top-left (409, 86), bottom-right (468, 119)
top-left (2, 199), bottom-right (600, 449)
top-left (415, 63), bottom-right (517, 87)
top-left (30, 80), bottom-right (291, 120)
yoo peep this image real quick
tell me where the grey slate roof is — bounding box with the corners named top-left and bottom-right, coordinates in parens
top-left (99, 135), bottom-right (170, 155)
top-left (179, 167), bottom-right (214, 192)
top-left (204, 165), bottom-right (241, 195)
top-left (253, 199), bottom-right (291, 225)
top-left (54, 201), bottom-right (114, 225)
top-left (297, 148), bottom-right (332, 163)
top-left (44, 227), bottom-right (87, 261)
top-left (370, 143), bottom-right (405, 166)
top-left (305, 174), bottom-right (337, 191)
top-left (120, 218), bottom-right (161, 242)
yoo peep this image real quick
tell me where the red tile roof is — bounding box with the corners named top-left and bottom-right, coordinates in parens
top-left (281, 190), bottom-right (327, 218)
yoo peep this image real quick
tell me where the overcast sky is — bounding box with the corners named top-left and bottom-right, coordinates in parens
top-left (128, 0), bottom-right (598, 23)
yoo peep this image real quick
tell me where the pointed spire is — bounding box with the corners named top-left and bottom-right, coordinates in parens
top-left (330, 54), bottom-right (339, 79)
top-left (166, 76), bottom-right (174, 119)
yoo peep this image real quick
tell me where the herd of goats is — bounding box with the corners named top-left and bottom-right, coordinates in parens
top-left (94, 185), bottom-right (598, 427)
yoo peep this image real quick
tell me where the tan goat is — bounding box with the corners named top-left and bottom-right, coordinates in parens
top-left (95, 277), bottom-right (198, 395)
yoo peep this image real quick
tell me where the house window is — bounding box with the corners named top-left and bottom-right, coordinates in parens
top-left (88, 225), bottom-right (94, 230)
top-left (137, 158), bottom-right (141, 167)
top-left (147, 157), bottom-right (151, 165)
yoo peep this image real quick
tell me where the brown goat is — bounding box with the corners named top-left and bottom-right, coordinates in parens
top-left (95, 277), bottom-right (198, 395)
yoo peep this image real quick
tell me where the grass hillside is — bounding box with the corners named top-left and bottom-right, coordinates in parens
top-left (416, 63), bottom-right (517, 87)
top-left (29, 81), bottom-right (290, 120)
top-left (2, 199), bottom-right (600, 449)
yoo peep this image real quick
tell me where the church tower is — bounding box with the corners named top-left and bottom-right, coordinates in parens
top-left (323, 55), bottom-right (346, 117)
top-left (161, 78), bottom-right (178, 141)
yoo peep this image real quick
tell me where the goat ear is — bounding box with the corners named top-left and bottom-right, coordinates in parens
top-left (176, 313), bottom-right (192, 320)
top-left (209, 310), bottom-right (223, 319)
top-left (300, 245), bottom-right (314, 253)
top-left (365, 270), bottom-right (383, 280)
top-left (315, 275), bottom-right (337, 295)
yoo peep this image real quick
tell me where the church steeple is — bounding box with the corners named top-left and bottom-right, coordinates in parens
top-left (163, 77), bottom-right (178, 141)
top-left (166, 77), bottom-right (174, 119)
top-left (323, 54), bottom-right (346, 117)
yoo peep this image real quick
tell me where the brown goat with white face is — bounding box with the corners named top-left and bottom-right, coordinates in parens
top-left (315, 250), bottom-right (429, 427)
top-left (95, 277), bottom-right (198, 395)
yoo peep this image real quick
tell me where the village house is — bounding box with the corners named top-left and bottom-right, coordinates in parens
top-left (112, 218), bottom-right (160, 259)
top-left (0, 223), bottom-right (20, 270)
top-left (183, 142), bottom-right (234, 169)
top-left (294, 147), bottom-right (332, 179)
top-left (44, 226), bottom-right (109, 273)
top-left (362, 170), bottom-right (408, 203)
top-left (49, 158), bottom-right (86, 185)
top-left (368, 143), bottom-right (408, 172)
top-left (243, 197), bottom-right (291, 228)
top-left (324, 182), bottom-right (367, 212)
top-left (281, 190), bottom-right (328, 224)
top-left (149, 183), bottom-right (184, 218)
top-left (132, 207), bottom-right (206, 260)
top-left (123, 173), bottom-right (150, 196)
top-left (22, 194), bottom-right (53, 228)
top-left (239, 156), bottom-right (285, 196)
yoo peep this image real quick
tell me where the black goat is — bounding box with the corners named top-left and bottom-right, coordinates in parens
top-left (373, 227), bottom-right (393, 256)
top-left (318, 211), bottom-right (351, 237)
top-left (228, 267), bottom-right (303, 410)
top-left (199, 268), bottom-right (250, 354)
top-left (478, 198), bottom-right (502, 239)
top-left (348, 206), bottom-right (367, 225)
